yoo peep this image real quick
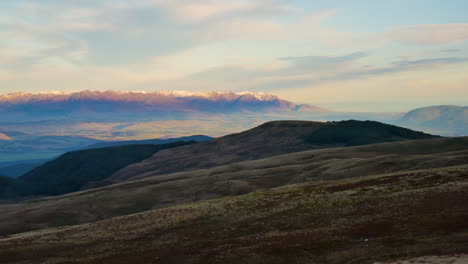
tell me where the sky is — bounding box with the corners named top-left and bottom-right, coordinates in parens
top-left (0, 0), bottom-right (467, 111)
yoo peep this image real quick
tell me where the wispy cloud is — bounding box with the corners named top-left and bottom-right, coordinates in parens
top-left (0, 0), bottom-right (467, 111)
top-left (381, 24), bottom-right (468, 45)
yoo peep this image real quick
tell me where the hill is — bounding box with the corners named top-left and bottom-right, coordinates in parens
top-left (0, 161), bottom-right (46, 178)
top-left (398, 105), bottom-right (468, 136)
top-left (83, 135), bottom-right (212, 150)
top-left (0, 136), bottom-right (465, 236)
top-left (0, 176), bottom-right (13, 198)
top-left (0, 164), bottom-right (466, 263)
top-left (110, 120), bottom-right (438, 183)
top-left (1, 141), bottom-right (195, 198)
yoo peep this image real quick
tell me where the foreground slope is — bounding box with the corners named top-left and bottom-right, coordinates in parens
top-left (110, 120), bottom-right (437, 183)
top-left (0, 136), bottom-right (466, 236)
top-left (0, 165), bottom-right (466, 264)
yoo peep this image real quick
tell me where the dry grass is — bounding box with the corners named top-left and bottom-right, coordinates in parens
top-left (0, 165), bottom-right (467, 263)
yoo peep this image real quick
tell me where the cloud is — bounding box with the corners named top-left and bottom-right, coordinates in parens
top-left (441, 49), bottom-right (461, 53)
top-left (0, 0), bottom-right (301, 68)
top-left (185, 52), bottom-right (468, 94)
top-left (279, 52), bottom-right (368, 72)
top-left (392, 57), bottom-right (468, 67)
top-left (188, 52), bottom-right (368, 82)
top-left (384, 24), bottom-right (468, 45)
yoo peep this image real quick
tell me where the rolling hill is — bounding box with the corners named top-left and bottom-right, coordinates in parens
top-left (110, 120), bottom-right (438, 183)
top-left (398, 105), bottom-right (468, 136)
top-left (0, 136), bottom-right (465, 237)
top-left (0, 141), bottom-right (195, 198)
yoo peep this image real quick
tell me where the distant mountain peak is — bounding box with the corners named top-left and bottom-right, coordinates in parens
top-left (0, 133), bottom-right (11, 141)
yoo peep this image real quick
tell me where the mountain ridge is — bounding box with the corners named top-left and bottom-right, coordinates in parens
top-left (0, 90), bottom-right (328, 116)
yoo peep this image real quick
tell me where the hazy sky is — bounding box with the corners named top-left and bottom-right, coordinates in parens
top-left (0, 0), bottom-right (467, 111)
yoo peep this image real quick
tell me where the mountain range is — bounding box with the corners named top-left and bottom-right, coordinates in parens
top-left (0, 91), bottom-right (327, 119)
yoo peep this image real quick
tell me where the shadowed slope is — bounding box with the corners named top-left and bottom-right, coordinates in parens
top-left (111, 120), bottom-right (437, 183)
top-left (1, 141), bottom-right (195, 198)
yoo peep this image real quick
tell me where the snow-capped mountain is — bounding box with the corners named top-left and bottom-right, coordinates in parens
top-left (0, 90), bottom-right (326, 118)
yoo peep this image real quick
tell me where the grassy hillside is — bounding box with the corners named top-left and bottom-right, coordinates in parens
top-left (0, 165), bottom-right (466, 264)
top-left (110, 120), bottom-right (437, 183)
top-left (0, 136), bottom-right (465, 236)
top-left (1, 141), bottom-right (195, 198)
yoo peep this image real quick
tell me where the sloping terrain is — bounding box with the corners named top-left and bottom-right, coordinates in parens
top-left (0, 165), bottom-right (466, 264)
top-left (0, 136), bottom-right (465, 236)
top-left (110, 120), bottom-right (437, 183)
top-left (83, 135), bottom-right (213, 150)
top-left (0, 141), bottom-right (195, 199)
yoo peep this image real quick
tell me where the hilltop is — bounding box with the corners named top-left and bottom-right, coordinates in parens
top-left (111, 120), bottom-right (437, 183)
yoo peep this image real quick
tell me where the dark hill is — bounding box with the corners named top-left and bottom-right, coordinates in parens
top-left (0, 176), bottom-right (13, 198)
top-left (83, 135), bottom-right (212, 150)
top-left (111, 120), bottom-right (438, 182)
top-left (306, 120), bottom-right (439, 146)
top-left (2, 141), bottom-right (195, 198)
